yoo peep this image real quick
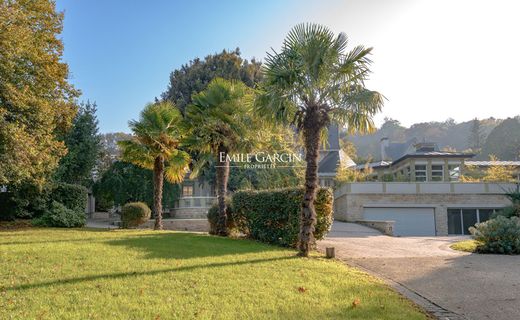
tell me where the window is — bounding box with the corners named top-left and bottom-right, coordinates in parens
top-left (448, 165), bottom-right (460, 181)
top-left (182, 185), bottom-right (193, 197)
top-left (447, 208), bottom-right (500, 235)
top-left (415, 165), bottom-right (427, 182)
top-left (431, 165), bottom-right (444, 181)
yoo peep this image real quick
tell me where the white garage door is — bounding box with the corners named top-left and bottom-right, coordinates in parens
top-left (364, 207), bottom-right (436, 236)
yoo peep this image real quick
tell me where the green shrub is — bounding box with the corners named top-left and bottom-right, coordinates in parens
top-left (51, 183), bottom-right (88, 213)
top-left (32, 201), bottom-right (86, 228)
top-left (493, 191), bottom-right (520, 219)
top-left (231, 187), bottom-right (333, 247)
top-left (121, 202), bottom-right (151, 228)
top-left (469, 216), bottom-right (520, 254)
top-left (207, 198), bottom-right (242, 235)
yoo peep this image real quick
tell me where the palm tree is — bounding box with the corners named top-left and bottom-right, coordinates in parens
top-left (256, 23), bottom-right (385, 256)
top-left (184, 78), bottom-right (254, 236)
top-left (119, 101), bottom-right (190, 230)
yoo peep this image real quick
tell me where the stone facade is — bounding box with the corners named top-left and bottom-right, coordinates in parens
top-left (334, 182), bottom-right (515, 236)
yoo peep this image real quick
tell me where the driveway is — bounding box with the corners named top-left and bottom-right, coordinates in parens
top-left (318, 222), bottom-right (520, 320)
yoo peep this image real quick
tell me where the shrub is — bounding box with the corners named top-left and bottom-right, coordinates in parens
top-left (469, 216), bottom-right (520, 254)
top-left (51, 183), bottom-right (88, 213)
top-left (493, 191), bottom-right (520, 219)
top-left (231, 187), bottom-right (333, 247)
top-left (207, 198), bottom-right (240, 235)
top-left (121, 202), bottom-right (151, 228)
top-left (32, 201), bottom-right (86, 228)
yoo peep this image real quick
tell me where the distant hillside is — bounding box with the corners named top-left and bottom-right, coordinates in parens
top-left (344, 117), bottom-right (520, 161)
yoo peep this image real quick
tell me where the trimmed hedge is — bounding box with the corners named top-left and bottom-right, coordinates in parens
top-left (32, 201), bottom-right (86, 228)
top-left (121, 202), bottom-right (151, 228)
top-left (230, 187), bottom-right (333, 247)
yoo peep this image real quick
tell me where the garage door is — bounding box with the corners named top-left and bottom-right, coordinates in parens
top-left (364, 207), bottom-right (436, 236)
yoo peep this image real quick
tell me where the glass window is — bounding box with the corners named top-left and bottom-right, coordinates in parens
top-left (415, 165), bottom-right (427, 182)
top-left (448, 165), bottom-right (460, 181)
top-left (478, 209), bottom-right (493, 223)
top-left (431, 165), bottom-right (444, 181)
top-left (448, 209), bottom-right (462, 235)
top-left (462, 209), bottom-right (478, 235)
top-left (182, 185), bottom-right (193, 197)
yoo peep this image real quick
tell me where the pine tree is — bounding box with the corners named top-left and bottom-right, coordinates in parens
top-left (55, 101), bottom-right (101, 187)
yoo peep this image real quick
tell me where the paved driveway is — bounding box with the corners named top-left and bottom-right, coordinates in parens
top-left (318, 222), bottom-right (520, 320)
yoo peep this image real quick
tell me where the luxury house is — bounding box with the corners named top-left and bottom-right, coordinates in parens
top-left (331, 137), bottom-right (520, 237)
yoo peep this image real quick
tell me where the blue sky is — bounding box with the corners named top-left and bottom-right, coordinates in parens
top-left (57, 0), bottom-right (520, 133)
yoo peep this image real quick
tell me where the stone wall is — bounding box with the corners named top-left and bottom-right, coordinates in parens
top-left (334, 182), bottom-right (516, 236)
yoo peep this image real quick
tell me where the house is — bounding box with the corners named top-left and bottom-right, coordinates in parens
top-left (333, 137), bottom-right (520, 237)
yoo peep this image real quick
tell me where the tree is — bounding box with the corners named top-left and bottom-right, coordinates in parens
top-left (257, 23), bottom-right (384, 256)
top-left (480, 118), bottom-right (520, 160)
top-left (184, 78), bottom-right (256, 236)
top-left (0, 0), bottom-right (79, 186)
top-left (96, 132), bottom-right (133, 177)
top-left (93, 161), bottom-right (180, 211)
top-left (55, 101), bottom-right (101, 187)
top-left (162, 48), bottom-right (262, 113)
top-left (468, 118), bottom-right (483, 151)
top-left (119, 102), bottom-right (190, 230)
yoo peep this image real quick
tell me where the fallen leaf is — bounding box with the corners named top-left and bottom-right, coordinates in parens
top-left (298, 286), bottom-right (307, 293)
top-left (352, 298), bottom-right (361, 308)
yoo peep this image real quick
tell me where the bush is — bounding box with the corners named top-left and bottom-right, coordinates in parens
top-left (493, 191), bottom-right (520, 219)
top-left (32, 201), bottom-right (86, 228)
top-left (51, 183), bottom-right (88, 213)
top-left (469, 216), bottom-right (520, 254)
top-left (207, 198), bottom-right (242, 235)
top-left (231, 187), bottom-right (333, 247)
top-left (121, 202), bottom-right (151, 228)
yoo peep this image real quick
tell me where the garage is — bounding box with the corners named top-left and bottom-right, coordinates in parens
top-left (363, 207), bottom-right (436, 236)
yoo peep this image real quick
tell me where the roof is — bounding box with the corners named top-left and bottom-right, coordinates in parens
top-left (318, 150), bottom-right (356, 176)
top-left (354, 160), bottom-right (392, 171)
top-left (391, 152), bottom-right (475, 166)
top-left (466, 161), bottom-right (520, 167)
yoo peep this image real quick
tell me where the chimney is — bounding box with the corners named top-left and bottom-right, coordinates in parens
top-left (380, 137), bottom-right (389, 160)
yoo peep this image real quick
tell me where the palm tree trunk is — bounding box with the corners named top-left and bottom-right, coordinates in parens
top-left (153, 155), bottom-right (164, 230)
top-left (298, 109), bottom-right (322, 257)
top-left (215, 144), bottom-right (230, 236)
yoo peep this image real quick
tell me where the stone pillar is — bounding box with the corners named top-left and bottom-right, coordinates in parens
top-left (435, 206), bottom-right (448, 236)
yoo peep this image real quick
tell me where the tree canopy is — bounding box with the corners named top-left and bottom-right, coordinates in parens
top-left (162, 48), bottom-right (262, 113)
top-left (0, 0), bottom-right (79, 186)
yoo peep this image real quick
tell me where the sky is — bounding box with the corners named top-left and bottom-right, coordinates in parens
top-left (56, 0), bottom-right (520, 133)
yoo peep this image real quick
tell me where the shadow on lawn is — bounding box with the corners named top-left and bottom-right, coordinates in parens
top-left (105, 232), bottom-right (282, 260)
top-left (4, 255), bottom-right (296, 292)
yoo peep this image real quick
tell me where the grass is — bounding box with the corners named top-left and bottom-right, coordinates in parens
top-left (450, 239), bottom-right (481, 252)
top-left (0, 228), bottom-right (428, 320)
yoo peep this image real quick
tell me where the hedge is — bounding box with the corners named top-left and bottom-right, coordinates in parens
top-left (50, 183), bottom-right (88, 213)
top-left (32, 201), bottom-right (86, 228)
top-left (207, 197), bottom-right (241, 235)
top-left (230, 187), bottom-right (333, 247)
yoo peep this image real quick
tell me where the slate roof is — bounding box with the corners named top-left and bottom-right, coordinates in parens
top-left (382, 138), bottom-right (417, 161)
top-left (318, 150), bottom-right (356, 176)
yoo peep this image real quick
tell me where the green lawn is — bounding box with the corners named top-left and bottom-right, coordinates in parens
top-left (0, 228), bottom-right (428, 319)
top-left (450, 239), bottom-right (480, 253)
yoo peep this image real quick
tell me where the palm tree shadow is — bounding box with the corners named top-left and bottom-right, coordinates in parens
top-left (105, 232), bottom-right (282, 259)
top-left (5, 255), bottom-right (296, 292)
